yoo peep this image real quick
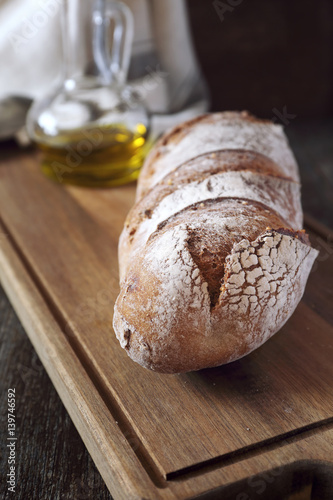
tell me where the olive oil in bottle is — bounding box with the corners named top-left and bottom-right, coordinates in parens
top-left (38, 123), bottom-right (150, 187)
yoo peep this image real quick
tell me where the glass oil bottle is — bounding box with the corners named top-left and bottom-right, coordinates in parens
top-left (27, 0), bottom-right (150, 187)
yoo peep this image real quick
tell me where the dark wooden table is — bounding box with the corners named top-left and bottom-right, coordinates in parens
top-left (0, 120), bottom-right (332, 500)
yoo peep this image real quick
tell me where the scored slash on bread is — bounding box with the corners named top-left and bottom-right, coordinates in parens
top-left (136, 111), bottom-right (300, 200)
top-left (113, 111), bottom-right (318, 373)
top-left (119, 150), bottom-right (303, 282)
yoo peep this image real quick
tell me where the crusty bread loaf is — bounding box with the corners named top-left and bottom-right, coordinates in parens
top-left (113, 111), bottom-right (318, 373)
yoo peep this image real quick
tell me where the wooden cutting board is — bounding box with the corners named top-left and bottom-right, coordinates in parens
top-left (0, 148), bottom-right (332, 500)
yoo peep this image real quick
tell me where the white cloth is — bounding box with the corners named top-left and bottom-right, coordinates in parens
top-left (0, 0), bottom-right (209, 139)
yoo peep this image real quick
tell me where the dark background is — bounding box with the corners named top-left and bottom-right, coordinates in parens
top-left (189, 0), bottom-right (333, 119)
top-left (1, 1), bottom-right (333, 499)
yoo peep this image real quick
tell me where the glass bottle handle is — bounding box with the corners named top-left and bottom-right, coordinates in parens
top-left (93, 0), bottom-right (133, 85)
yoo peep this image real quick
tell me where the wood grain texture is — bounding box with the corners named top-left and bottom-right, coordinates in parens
top-left (0, 286), bottom-right (112, 500)
top-left (0, 139), bottom-right (332, 499)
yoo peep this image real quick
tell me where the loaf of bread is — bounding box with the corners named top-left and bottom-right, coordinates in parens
top-left (113, 111), bottom-right (318, 373)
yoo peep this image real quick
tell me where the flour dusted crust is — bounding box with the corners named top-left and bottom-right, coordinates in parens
top-left (113, 111), bottom-right (318, 373)
top-left (119, 151), bottom-right (302, 281)
top-left (137, 111), bottom-right (300, 200)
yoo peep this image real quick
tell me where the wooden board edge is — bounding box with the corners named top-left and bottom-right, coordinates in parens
top-left (0, 225), bottom-right (172, 500)
top-left (1, 215), bottom-right (333, 500)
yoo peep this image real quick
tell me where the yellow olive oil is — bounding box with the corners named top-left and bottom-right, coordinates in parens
top-left (38, 123), bottom-right (150, 187)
